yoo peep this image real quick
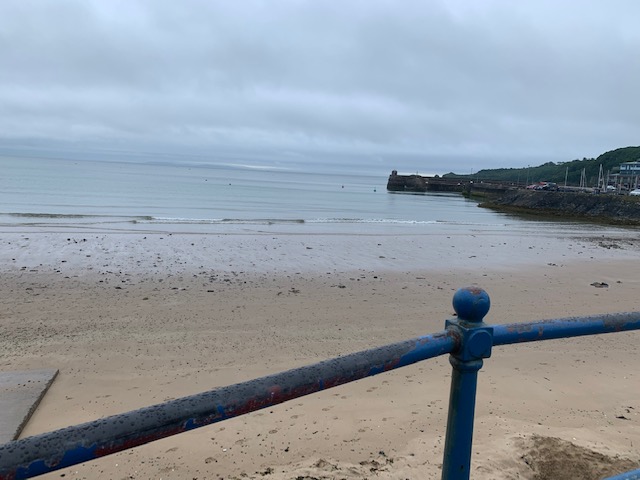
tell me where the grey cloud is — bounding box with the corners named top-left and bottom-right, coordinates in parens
top-left (1, 0), bottom-right (639, 172)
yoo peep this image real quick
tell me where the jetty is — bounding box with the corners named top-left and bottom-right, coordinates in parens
top-left (386, 170), bottom-right (465, 192)
top-left (386, 170), bottom-right (514, 195)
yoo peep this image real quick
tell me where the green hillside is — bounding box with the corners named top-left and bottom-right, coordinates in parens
top-left (443, 146), bottom-right (640, 186)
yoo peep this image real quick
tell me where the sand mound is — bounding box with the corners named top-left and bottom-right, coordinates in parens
top-left (518, 435), bottom-right (639, 480)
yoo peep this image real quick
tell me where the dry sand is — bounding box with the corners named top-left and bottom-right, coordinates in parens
top-left (1, 231), bottom-right (640, 479)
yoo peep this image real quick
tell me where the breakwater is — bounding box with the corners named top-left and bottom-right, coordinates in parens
top-left (480, 190), bottom-right (640, 225)
top-left (386, 171), bottom-right (465, 192)
top-left (386, 171), bottom-right (513, 195)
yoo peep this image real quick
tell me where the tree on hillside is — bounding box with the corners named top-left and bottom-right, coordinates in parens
top-left (442, 146), bottom-right (640, 186)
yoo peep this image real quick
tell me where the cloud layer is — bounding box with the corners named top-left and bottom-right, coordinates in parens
top-left (1, 0), bottom-right (639, 172)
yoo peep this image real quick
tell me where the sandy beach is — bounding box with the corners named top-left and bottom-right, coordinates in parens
top-left (2, 230), bottom-right (640, 479)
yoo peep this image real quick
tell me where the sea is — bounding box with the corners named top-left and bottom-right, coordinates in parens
top-left (0, 153), bottom-right (633, 237)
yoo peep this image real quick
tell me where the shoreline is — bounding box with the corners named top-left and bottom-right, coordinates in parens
top-left (2, 233), bottom-right (640, 478)
top-left (2, 227), bottom-right (640, 276)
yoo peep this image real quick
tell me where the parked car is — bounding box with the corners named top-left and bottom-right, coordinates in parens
top-left (629, 189), bottom-right (640, 196)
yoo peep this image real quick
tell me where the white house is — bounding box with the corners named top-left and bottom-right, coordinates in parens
top-left (619, 161), bottom-right (640, 175)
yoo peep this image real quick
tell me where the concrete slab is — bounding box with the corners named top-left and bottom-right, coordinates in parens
top-left (0, 369), bottom-right (58, 444)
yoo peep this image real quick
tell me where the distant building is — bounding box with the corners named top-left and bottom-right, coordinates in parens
top-left (619, 161), bottom-right (640, 175)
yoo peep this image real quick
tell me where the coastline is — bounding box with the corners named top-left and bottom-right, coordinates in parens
top-left (478, 190), bottom-right (640, 226)
top-left (2, 232), bottom-right (640, 478)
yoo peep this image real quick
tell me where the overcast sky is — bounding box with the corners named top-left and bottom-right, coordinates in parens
top-left (1, 0), bottom-right (639, 174)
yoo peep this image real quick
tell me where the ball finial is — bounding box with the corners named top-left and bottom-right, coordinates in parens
top-left (452, 286), bottom-right (490, 323)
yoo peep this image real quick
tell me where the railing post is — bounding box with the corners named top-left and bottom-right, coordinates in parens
top-left (441, 287), bottom-right (493, 480)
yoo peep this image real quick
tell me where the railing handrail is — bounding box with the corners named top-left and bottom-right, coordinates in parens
top-left (1, 287), bottom-right (639, 480)
top-left (493, 313), bottom-right (640, 345)
top-left (0, 331), bottom-right (456, 479)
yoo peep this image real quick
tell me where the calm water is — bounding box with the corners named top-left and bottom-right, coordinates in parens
top-left (0, 154), bottom-right (625, 236)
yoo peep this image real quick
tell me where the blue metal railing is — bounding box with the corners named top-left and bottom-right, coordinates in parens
top-left (1, 286), bottom-right (639, 479)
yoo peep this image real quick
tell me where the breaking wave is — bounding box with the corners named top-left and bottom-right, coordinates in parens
top-left (4, 212), bottom-right (154, 220)
top-left (0, 213), bottom-right (507, 229)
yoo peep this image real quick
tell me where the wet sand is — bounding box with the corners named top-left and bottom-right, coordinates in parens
top-left (2, 231), bottom-right (640, 479)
